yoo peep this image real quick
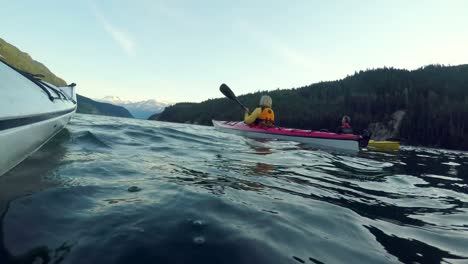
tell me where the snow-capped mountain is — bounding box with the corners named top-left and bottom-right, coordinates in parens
top-left (98, 96), bottom-right (171, 119)
top-left (100, 96), bottom-right (130, 105)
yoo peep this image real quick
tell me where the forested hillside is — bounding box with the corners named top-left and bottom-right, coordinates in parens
top-left (151, 65), bottom-right (468, 150)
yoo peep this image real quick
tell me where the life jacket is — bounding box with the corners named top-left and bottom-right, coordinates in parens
top-left (341, 122), bottom-right (353, 134)
top-left (342, 122), bottom-right (351, 129)
top-left (256, 107), bottom-right (275, 127)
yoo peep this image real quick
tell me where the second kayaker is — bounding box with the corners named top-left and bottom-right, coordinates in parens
top-left (338, 115), bottom-right (353, 134)
top-left (244, 95), bottom-right (275, 127)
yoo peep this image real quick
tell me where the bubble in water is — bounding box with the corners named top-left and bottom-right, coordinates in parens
top-left (128, 186), bottom-right (141, 192)
top-left (192, 220), bottom-right (204, 226)
top-left (193, 236), bottom-right (205, 245)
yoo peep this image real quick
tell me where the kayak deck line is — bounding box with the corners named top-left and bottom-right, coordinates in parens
top-left (0, 59), bottom-right (76, 103)
top-left (0, 107), bottom-right (77, 131)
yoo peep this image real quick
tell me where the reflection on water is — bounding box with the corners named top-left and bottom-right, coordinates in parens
top-left (0, 129), bottom-right (70, 263)
top-left (0, 129), bottom-right (70, 204)
top-left (1, 114), bottom-right (467, 263)
top-left (366, 226), bottom-right (466, 264)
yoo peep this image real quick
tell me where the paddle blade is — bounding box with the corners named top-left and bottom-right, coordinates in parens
top-left (219, 83), bottom-right (248, 111)
top-left (220, 83), bottom-right (237, 100)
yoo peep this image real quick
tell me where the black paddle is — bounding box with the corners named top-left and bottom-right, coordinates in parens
top-left (219, 83), bottom-right (249, 113)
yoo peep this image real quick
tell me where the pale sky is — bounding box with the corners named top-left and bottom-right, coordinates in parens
top-left (2, 0), bottom-right (467, 102)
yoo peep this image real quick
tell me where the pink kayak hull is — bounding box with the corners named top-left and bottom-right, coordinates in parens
top-left (212, 120), bottom-right (364, 152)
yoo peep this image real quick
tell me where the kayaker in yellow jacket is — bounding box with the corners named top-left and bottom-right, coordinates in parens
top-left (244, 95), bottom-right (275, 127)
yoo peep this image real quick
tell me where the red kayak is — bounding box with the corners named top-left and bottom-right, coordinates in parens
top-left (212, 120), bottom-right (368, 152)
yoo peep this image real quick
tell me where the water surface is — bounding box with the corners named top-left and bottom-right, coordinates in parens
top-left (1, 114), bottom-right (467, 263)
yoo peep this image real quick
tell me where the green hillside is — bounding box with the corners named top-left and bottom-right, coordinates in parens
top-left (0, 38), bottom-right (66, 86)
top-left (151, 65), bottom-right (468, 150)
top-left (0, 37), bottom-right (133, 118)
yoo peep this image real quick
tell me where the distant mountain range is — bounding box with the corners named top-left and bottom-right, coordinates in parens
top-left (98, 96), bottom-right (170, 119)
top-left (77, 95), bottom-right (133, 118)
top-left (0, 37), bottom-right (133, 118)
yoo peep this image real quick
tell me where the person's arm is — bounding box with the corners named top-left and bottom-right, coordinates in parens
top-left (244, 108), bottom-right (261, 125)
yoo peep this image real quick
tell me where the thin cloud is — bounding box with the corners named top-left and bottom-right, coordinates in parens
top-left (90, 2), bottom-right (136, 57)
top-left (237, 20), bottom-right (318, 71)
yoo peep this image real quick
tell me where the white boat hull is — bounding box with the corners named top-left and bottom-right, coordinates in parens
top-left (0, 60), bottom-right (77, 176)
top-left (0, 109), bottom-right (75, 176)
